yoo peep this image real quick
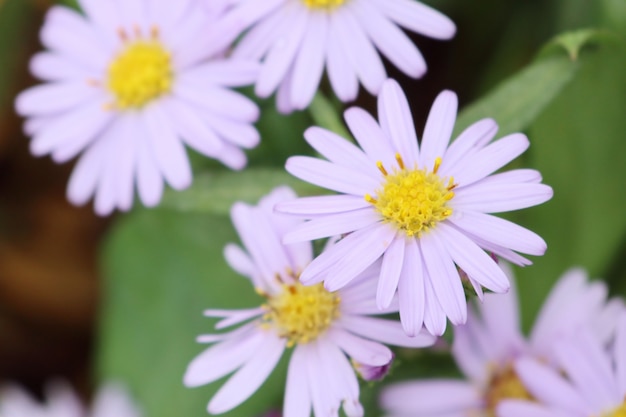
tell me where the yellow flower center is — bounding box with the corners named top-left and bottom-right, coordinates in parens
top-left (263, 282), bottom-right (341, 347)
top-left (107, 29), bottom-right (173, 110)
top-left (485, 365), bottom-right (534, 417)
top-left (598, 401), bottom-right (626, 417)
top-left (302, 0), bottom-right (346, 10)
top-left (365, 155), bottom-right (455, 237)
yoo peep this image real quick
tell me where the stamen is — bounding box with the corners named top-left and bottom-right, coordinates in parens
top-left (395, 153), bottom-right (405, 170)
top-left (86, 78), bottom-right (101, 87)
top-left (118, 27), bottom-right (129, 42)
top-left (133, 24), bottom-right (142, 38)
top-left (150, 25), bottom-right (160, 40)
top-left (376, 161), bottom-right (388, 176)
top-left (433, 157), bottom-right (442, 174)
top-left (365, 194), bottom-right (377, 204)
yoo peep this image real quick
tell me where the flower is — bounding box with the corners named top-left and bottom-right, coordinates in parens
top-left (212, 0), bottom-right (455, 112)
top-left (16, 0), bottom-right (261, 215)
top-left (277, 78), bottom-right (553, 336)
top-left (0, 382), bottom-right (142, 417)
top-left (183, 186), bottom-right (435, 417)
top-left (378, 267), bottom-right (624, 417)
top-left (498, 310), bottom-right (626, 417)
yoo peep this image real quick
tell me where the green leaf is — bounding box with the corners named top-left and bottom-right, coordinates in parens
top-left (309, 92), bottom-right (350, 139)
top-left (512, 36), bottom-right (626, 326)
top-left (159, 168), bottom-right (322, 214)
top-left (453, 53), bottom-right (579, 138)
top-left (98, 209), bottom-right (289, 417)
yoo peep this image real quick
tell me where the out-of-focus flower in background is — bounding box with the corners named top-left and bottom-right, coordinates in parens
top-left (184, 187), bottom-right (434, 417)
top-left (212, 0), bottom-right (455, 112)
top-left (278, 78), bottom-right (553, 336)
top-left (15, 0), bottom-right (261, 215)
top-left (379, 267), bottom-right (624, 417)
top-left (0, 381), bottom-right (142, 417)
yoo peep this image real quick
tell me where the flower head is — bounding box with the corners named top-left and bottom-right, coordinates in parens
top-left (213, 0), bottom-right (455, 112)
top-left (277, 78), bottom-right (553, 336)
top-left (498, 310), bottom-right (626, 417)
top-left (0, 382), bottom-right (141, 417)
top-left (183, 187), bottom-right (434, 417)
top-left (379, 267), bottom-right (624, 417)
top-left (16, 0), bottom-right (261, 215)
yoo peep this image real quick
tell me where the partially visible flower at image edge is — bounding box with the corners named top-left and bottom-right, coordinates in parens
top-left (276, 78), bottom-right (554, 336)
top-left (0, 381), bottom-right (142, 417)
top-left (379, 266), bottom-right (624, 417)
top-left (498, 310), bottom-right (626, 417)
top-left (15, 0), bottom-right (261, 215)
top-left (184, 186), bottom-right (435, 417)
top-left (211, 0), bottom-right (455, 112)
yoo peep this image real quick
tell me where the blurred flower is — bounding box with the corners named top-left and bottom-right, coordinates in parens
top-left (499, 310), bottom-right (626, 417)
top-left (16, 0), bottom-right (260, 215)
top-left (378, 267), bottom-right (624, 417)
top-left (184, 187), bottom-right (434, 417)
top-left (0, 382), bottom-right (141, 417)
top-left (277, 78), bottom-right (553, 336)
top-left (212, 0), bottom-right (455, 112)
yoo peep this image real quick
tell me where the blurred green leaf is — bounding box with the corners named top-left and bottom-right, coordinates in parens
top-left (98, 209), bottom-right (289, 417)
top-left (309, 92), bottom-right (350, 138)
top-left (513, 36), bottom-right (626, 326)
top-left (159, 168), bottom-right (321, 214)
top-left (453, 53), bottom-right (579, 138)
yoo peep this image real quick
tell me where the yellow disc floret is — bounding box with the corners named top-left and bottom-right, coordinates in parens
top-left (107, 37), bottom-right (173, 110)
top-left (485, 365), bottom-right (534, 417)
top-left (302, 0), bottom-right (346, 10)
top-left (599, 401), bottom-right (626, 417)
top-left (366, 155), bottom-right (455, 237)
top-left (263, 282), bottom-right (341, 347)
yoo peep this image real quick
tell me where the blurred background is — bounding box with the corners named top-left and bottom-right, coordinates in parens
top-left (0, 0), bottom-right (624, 412)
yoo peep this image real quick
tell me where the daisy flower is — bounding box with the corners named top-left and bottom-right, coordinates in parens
top-left (16, 0), bottom-right (261, 215)
top-left (183, 186), bottom-right (435, 417)
top-left (276, 78), bottom-right (553, 336)
top-left (0, 382), bottom-right (142, 417)
top-left (498, 310), bottom-right (626, 417)
top-left (378, 267), bottom-right (624, 417)
top-left (212, 0), bottom-right (455, 112)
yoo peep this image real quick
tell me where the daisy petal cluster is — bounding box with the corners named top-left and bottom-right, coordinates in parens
top-left (184, 187), bottom-right (435, 417)
top-left (0, 382), bottom-right (141, 417)
top-left (15, 0), bottom-right (261, 215)
top-left (213, 0), bottom-right (455, 112)
top-left (379, 267), bottom-right (624, 417)
top-left (277, 78), bottom-right (553, 336)
top-left (499, 310), bottom-right (626, 417)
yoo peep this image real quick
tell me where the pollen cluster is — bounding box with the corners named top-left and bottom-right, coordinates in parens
top-left (107, 37), bottom-right (173, 110)
top-left (366, 156), bottom-right (455, 237)
top-left (302, 0), bottom-right (346, 10)
top-left (264, 282), bottom-right (341, 347)
top-left (485, 365), bottom-right (534, 416)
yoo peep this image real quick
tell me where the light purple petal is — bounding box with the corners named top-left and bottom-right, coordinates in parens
top-left (436, 222), bottom-right (511, 293)
top-left (452, 182), bottom-right (553, 213)
top-left (378, 235), bottom-right (404, 309)
top-left (380, 380), bottom-right (480, 415)
top-left (339, 315), bottom-right (434, 348)
top-left (29, 52), bottom-right (90, 81)
top-left (452, 133), bottom-right (529, 187)
top-left (344, 107), bottom-right (397, 168)
top-left (231, 1), bottom-right (290, 61)
top-left (378, 79), bottom-right (419, 166)
top-left (135, 124), bottom-right (164, 208)
top-left (332, 6), bottom-right (386, 96)
top-left (350, 0), bottom-right (426, 78)
top-left (397, 238), bottom-right (425, 336)
top-left (284, 345), bottom-right (312, 417)
top-left (420, 233), bottom-right (467, 325)
top-left (329, 327), bottom-right (392, 366)
top-left (325, 19), bottom-right (359, 102)
top-left (276, 194), bottom-right (371, 216)
top-left (290, 12), bottom-right (327, 110)
top-left (497, 400), bottom-right (572, 417)
top-left (419, 90), bottom-right (458, 169)
top-left (423, 274), bottom-right (448, 336)
top-left (284, 208), bottom-right (379, 243)
top-left (371, 0), bottom-right (456, 40)
top-left (16, 82), bottom-right (100, 116)
top-left (449, 211), bottom-right (547, 256)
top-left (208, 333), bottom-right (285, 414)
top-left (439, 118), bottom-right (498, 178)
top-left (616, 312), bottom-right (626, 396)
top-left (285, 156), bottom-right (378, 196)
top-left (255, 6), bottom-right (309, 98)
